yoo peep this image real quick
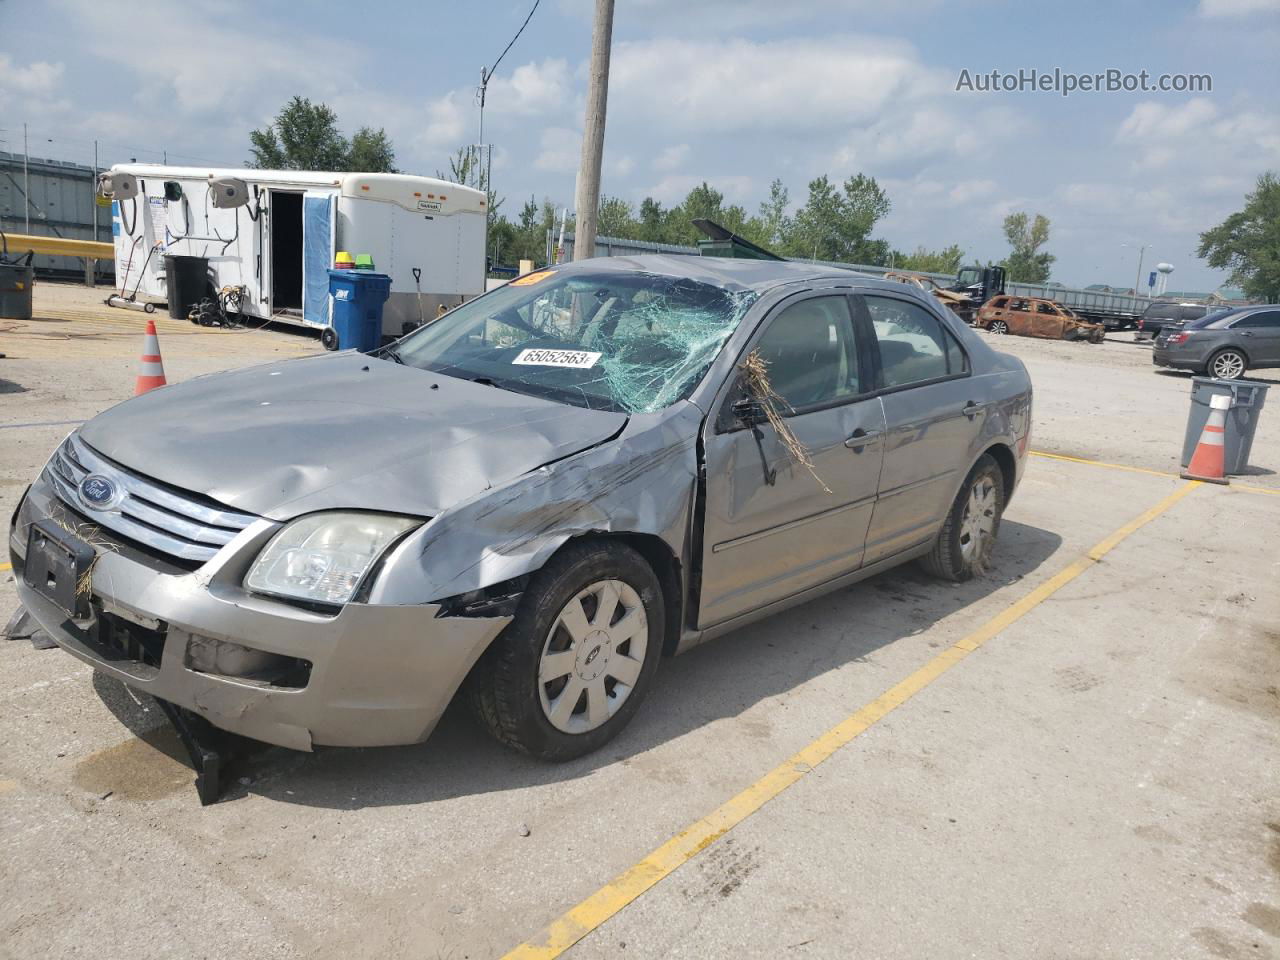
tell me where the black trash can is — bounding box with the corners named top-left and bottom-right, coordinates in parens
top-left (0, 252), bottom-right (35, 321)
top-left (164, 255), bottom-right (210, 320)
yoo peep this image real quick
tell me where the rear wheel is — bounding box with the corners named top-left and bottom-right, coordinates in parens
top-left (1207, 348), bottom-right (1247, 380)
top-left (320, 327), bottom-right (339, 351)
top-left (921, 455), bottom-right (1005, 582)
top-left (990, 319), bottom-right (1009, 335)
top-left (466, 540), bottom-right (663, 761)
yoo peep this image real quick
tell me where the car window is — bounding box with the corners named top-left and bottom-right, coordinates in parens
top-left (1145, 304), bottom-right (1179, 319)
top-left (1036, 302), bottom-right (1058, 315)
top-left (748, 296), bottom-right (861, 413)
top-left (1180, 305), bottom-right (1208, 320)
top-left (391, 270), bottom-right (757, 413)
top-left (989, 297), bottom-right (1009, 309)
top-left (1233, 310), bottom-right (1280, 329)
top-left (864, 295), bottom-right (965, 388)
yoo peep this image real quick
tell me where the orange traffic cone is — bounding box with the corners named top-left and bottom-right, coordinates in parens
top-left (134, 317), bottom-right (167, 395)
top-left (1181, 393), bottom-right (1230, 485)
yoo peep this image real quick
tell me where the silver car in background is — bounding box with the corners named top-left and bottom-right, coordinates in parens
top-left (1152, 304), bottom-right (1280, 379)
top-left (10, 256), bottom-right (1032, 760)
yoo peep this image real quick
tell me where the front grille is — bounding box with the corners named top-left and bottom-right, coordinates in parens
top-left (45, 434), bottom-right (259, 565)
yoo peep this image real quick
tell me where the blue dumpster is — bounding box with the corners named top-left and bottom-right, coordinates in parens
top-left (325, 270), bottom-right (392, 352)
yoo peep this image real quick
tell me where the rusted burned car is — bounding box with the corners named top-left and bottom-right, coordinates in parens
top-left (884, 271), bottom-right (976, 323)
top-left (11, 257), bottom-right (1032, 762)
top-left (976, 295), bottom-right (1106, 343)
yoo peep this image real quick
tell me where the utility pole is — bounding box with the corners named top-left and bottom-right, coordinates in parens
top-left (1134, 244), bottom-right (1148, 295)
top-left (572, 0), bottom-right (615, 261)
top-left (23, 122), bottom-right (30, 232)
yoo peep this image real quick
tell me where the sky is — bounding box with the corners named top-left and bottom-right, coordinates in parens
top-left (2, 0), bottom-right (1278, 291)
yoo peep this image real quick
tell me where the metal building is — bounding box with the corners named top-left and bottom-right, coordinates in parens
top-left (0, 150), bottom-right (112, 280)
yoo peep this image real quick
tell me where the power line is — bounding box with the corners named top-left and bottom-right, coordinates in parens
top-left (487, 0), bottom-right (541, 81)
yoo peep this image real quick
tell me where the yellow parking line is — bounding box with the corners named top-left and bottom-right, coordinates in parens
top-left (502, 480), bottom-right (1202, 959)
top-left (0, 562), bottom-right (11, 572)
top-left (1031, 450), bottom-right (1280, 496)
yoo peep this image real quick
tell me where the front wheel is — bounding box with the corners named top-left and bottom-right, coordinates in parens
top-left (990, 319), bottom-right (1009, 335)
top-left (466, 540), bottom-right (664, 761)
top-left (921, 454), bottom-right (1005, 582)
top-left (1207, 348), bottom-right (1246, 380)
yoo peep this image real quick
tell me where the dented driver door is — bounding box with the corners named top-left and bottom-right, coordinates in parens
top-left (697, 294), bottom-right (887, 628)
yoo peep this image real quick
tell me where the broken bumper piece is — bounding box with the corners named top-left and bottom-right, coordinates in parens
top-left (10, 482), bottom-right (511, 753)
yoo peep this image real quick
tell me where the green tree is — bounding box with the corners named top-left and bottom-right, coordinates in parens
top-left (895, 244), bottom-right (965, 275)
top-left (1000, 212), bottom-right (1055, 283)
top-left (598, 196), bottom-right (639, 239)
top-left (755, 178), bottom-right (790, 249)
top-left (637, 197), bottom-right (673, 244)
top-left (347, 127), bottom-right (397, 173)
top-left (1198, 172), bottom-right (1280, 301)
top-left (780, 173), bottom-right (891, 263)
top-left (436, 146), bottom-right (503, 222)
top-left (249, 96), bottom-right (396, 172)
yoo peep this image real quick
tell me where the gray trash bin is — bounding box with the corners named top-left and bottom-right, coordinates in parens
top-left (0, 251), bottom-right (35, 321)
top-left (1181, 376), bottom-right (1269, 475)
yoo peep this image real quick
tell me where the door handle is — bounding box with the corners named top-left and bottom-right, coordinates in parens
top-left (962, 401), bottom-right (982, 419)
top-left (845, 427), bottom-right (883, 451)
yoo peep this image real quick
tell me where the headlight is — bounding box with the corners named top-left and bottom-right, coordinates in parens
top-left (245, 513), bottom-right (421, 606)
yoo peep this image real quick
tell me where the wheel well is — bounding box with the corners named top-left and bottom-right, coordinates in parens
top-left (560, 532), bottom-right (684, 658)
top-left (982, 442), bottom-right (1017, 500)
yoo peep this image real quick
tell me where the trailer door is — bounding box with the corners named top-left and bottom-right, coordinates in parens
top-left (302, 192), bottom-right (335, 326)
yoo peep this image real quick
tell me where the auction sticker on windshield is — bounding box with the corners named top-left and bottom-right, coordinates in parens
top-left (513, 348), bottom-right (602, 368)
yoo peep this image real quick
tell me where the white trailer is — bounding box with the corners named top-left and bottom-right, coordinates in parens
top-left (103, 164), bottom-right (486, 336)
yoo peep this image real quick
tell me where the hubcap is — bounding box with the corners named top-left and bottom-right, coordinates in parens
top-left (538, 580), bottom-right (648, 734)
top-left (1212, 352), bottom-right (1244, 379)
top-left (958, 476), bottom-right (998, 567)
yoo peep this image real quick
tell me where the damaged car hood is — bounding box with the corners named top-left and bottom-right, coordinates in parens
top-left (79, 352), bottom-right (628, 519)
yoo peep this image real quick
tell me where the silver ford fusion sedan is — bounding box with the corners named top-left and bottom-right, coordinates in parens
top-left (10, 256), bottom-right (1032, 760)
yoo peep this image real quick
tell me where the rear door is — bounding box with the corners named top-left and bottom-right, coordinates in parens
top-left (302, 191), bottom-right (336, 326)
top-left (1232, 309), bottom-right (1280, 364)
top-left (860, 293), bottom-right (982, 565)
top-left (698, 293), bottom-right (886, 626)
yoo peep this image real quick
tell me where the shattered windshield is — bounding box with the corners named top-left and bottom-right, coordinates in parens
top-left (388, 269), bottom-right (757, 413)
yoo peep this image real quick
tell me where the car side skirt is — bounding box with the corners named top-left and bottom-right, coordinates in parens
top-left (673, 537), bottom-right (933, 654)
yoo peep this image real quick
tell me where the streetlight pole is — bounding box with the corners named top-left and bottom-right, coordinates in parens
top-left (572, 0), bottom-right (615, 261)
top-left (1122, 242), bottom-right (1150, 295)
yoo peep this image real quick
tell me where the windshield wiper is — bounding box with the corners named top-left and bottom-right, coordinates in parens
top-left (378, 345), bottom-right (405, 364)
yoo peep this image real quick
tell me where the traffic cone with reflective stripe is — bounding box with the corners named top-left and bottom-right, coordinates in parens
top-left (134, 317), bottom-right (167, 395)
top-left (1180, 393), bottom-right (1230, 484)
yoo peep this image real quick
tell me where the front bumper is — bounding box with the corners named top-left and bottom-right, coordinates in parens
top-left (10, 475), bottom-right (510, 751)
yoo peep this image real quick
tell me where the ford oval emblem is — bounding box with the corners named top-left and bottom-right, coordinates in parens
top-left (79, 474), bottom-right (119, 510)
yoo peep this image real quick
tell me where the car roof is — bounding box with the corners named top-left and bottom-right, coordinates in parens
top-left (549, 253), bottom-right (908, 295)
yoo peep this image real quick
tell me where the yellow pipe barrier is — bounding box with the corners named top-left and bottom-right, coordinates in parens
top-left (1, 232), bottom-right (115, 260)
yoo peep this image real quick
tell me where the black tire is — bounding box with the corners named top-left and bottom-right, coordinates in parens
top-left (920, 454), bottom-right (1005, 582)
top-left (990, 320), bottom-right (1009, 335)
top-left (143, 302), bottom-right (156, 314)
top-left (466, 540), bottom-right (664, 761)
top-left (320, 327), bottom-right (339, 351)
top-left (1206, 348), bottom-right (1247, 380)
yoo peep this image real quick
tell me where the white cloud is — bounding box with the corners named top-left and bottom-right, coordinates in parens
top-left (610, 35), bottom-right (945, 135)
top-left (1116, 98), bottom-right (1280, 172)
top-left (640, 173), bottom-right (755, 205)
top-left (536, 127), bottom-right (582, 173)
top-left (0, 55), bottom-right (66, 97)
top-left (1198, 0), bottom-right (1280, 16)
top-left (653, 144), bottom-right (689, 171)
top-left (486, 59), bottom-right (572, 117)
